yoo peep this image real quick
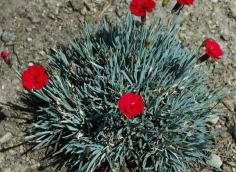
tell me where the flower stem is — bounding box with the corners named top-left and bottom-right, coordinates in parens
top-left (12, 65), bottom-right (21, 79)
top-left (3, 56), bottom-right (21, 78)
top-left (141, 15), bottom-right (146, 24)
top-left (198, 54), bottom-right (210, 63)
top-left (172, 2), bottom-right (183, 13)
top-left (4, 58), bottom-right (13, 67)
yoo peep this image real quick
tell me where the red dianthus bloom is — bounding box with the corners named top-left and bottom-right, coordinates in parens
top-left (129, 0), bottom-right (156, 17)
top-left (118, 93), bottom-right (144, 119)
top-left (21, 65), bottom-right (49, 91)
top-left (204, 40), bottom-right (223, 60)
top-left (1, 50), bottom-right (9, 60)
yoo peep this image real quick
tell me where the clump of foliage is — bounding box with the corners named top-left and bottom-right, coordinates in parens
top-left (25, 15), bottom-right (226, 172)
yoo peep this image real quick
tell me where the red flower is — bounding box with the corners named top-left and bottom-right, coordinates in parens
top-left (118, 93), bottom-right (144, 119)
top-left (21, 65), bottom-right (49, 91)
top-left (177, 0), bottom-right (195, 5)
top-left (1, 50), bottom-right (9, 60)
top-left (129, 0), bottom-right (156, 17)
top-left (204, 40), bottom-right (223, 60)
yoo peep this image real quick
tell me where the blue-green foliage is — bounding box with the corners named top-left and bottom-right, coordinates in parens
top-left (26, 15), bottom-right (226, 172)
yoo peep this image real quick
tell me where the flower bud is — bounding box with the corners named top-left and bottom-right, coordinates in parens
top-left (1, 50), bottom-right (9, 60)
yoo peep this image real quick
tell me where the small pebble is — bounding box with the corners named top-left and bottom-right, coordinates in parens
top-left (1, 31), bottom-right (15, 43)
top-left (28, 62), bottom-right (34, 66)
top-left (0, 132), bottom-right (13, 144)
top-left (207, 154), bottom-right (223, 169)
top-left (95, 0), bottom-right (103, 5)
top-left (220, 34), bottom-right (230, 41)
top-left (220, 29), bottom-right (230, 41)
top-left (208, 115), bottom-right (219, 125)
top-left (27, 37), bottom-right (32, 42)
top-left (29, 17), bottom-right (41, 23)
top-left (26, 27), bottom-right (32, 32)
top-left (80, 7), bottom-right (87, 15)
top-left (17, 145), bottom-right (24, 154)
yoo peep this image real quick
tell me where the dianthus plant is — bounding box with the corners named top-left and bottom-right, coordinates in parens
top-left (25, 15), bottom-right (226, 172)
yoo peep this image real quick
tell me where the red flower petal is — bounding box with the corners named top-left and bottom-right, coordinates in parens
top-left (118, 93), bottom-right (144, 119)
top-left (21, 65), bottom-right (48, 91)
top-left (28, 65), bottom-right (46, 77)
top-left (145, 0), bottom-right (156, 13)
top-left (177, 0), bottom-right (195, 5)
top-left (21, 70), bottom-right (34, 90)
top-left (129, 0), bottom-right (156, 17)
top-left (1, 50), bottom-right (9, 60)
top-left (34, 73), bottom-right (49, 90)
top-left (204, 40), bottom-right (223, 60)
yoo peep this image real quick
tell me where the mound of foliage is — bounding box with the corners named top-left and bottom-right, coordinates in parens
top-left (25, 15), bottom-right (226, 172)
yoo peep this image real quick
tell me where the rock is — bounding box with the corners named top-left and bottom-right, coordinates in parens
top-left (95, 0), bottom-right (103, 5)
top-left (27, 37), bottom-right (32, 42)
top-left (0, 132), bottom-right (13, 144)
top-left (80, 7), bottom-right (87, 16)
top-left (29, 17), bottom-right (41, 24)
top-left (207, 154), bottom-right (223, 169)
top-left (208, 115), bottom-right (219, 124)
top-left (232, 63), bottom-right (236, 69)
top-left (19, 145), bottom-right (24, 154)
top-left (1, 31), bottom-right (16, 43)
top-left (220, 34), bottom-right (230, 41)
top-left (26, 27), bottom-right (32, 32)
top-left (69, 0), bottom-right (84, 11)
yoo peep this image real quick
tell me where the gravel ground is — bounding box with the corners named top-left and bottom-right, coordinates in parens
top-left (0, 0), bottom-right (235, 171)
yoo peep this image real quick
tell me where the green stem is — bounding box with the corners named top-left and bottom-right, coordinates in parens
top-left (12, 65), bottom-right (21, 79)
top-left (141, 15), bottom-right (146, 24)
top-left (172, 2), bottom-right (183, 13)
top-left (197, 54), bottom-right (210, 63)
